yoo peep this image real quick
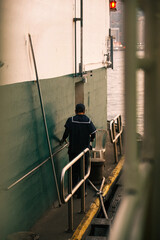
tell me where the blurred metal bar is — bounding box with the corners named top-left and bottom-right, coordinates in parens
top-left (124, 0), bottom-right (138, 190)
top-left (109, 0), bottom-right (160, 239)
top-left (109, 161), bottom-right (153, 240)
top-left (143, 1), bottom-right (160, 239)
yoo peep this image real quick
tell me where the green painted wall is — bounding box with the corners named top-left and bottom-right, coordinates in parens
top-left (0, 67), bottom-right (107, 239)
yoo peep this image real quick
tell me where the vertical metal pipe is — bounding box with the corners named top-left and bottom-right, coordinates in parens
top-left (68, 167), bottom-right (73, 231)
top-left (75, 0), bottom-right (77, 76)
top-left (109, 28), bottom-right (113, 69)
top-left (80, 0), bottom-right (83, 76)
top-left (124, 0), bottom-right (139, 190)
top-left (80, 154), bottom-right (85, 213)
top-left (28, 34), bottom-right (61, 206)
top-left (110, 36), bottom-right (113, 69)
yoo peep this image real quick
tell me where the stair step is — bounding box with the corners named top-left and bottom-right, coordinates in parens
top-left (91, 218), bottom-right (112, 227)
top-left (85, 236), bottom-right (108, 240)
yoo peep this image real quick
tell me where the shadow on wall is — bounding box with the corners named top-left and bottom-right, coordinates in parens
top-left (44, 102), bottom-right (69, 183)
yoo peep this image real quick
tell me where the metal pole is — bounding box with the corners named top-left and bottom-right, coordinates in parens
top-left (80, 0), bottom-right (83, 76)
top-left (109, 28), bottom-right (114, 69)
top-left (110, 36), bottom-right (113, 69)
top-left (142, 1), bottom-right (156, 161)
top-left (68, 167), bottom-right (73, 231)
top-left (75, 0), bottom-right (77, 76)
top-left (80, 154), bottom-right (85, 213)
top-left (28, 34), bottom-right (61, 206)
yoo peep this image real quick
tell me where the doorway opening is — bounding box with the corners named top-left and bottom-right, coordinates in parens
top-left (75, 81), bottom-right (84, 106)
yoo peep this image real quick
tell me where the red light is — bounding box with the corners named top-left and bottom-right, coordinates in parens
top-left (110, 1), bottom-right (117, 10)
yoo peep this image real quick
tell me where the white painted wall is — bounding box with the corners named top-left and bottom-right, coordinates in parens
top-left (0, 0), bottom-right (110, 85)
top-left (83, 0), bottom-right (109, 71)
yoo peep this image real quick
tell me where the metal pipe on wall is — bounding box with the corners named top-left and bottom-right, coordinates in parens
top-left (74, 0), bottom-right (77, 76)
top-left (80, 0), bottom-right (83, 77)
top-left (73, 0), bottom-right (83, 77)
top-left (28, 34), bottom-right (61, 206)
top-left (109, 28), bottom-right (114, 69)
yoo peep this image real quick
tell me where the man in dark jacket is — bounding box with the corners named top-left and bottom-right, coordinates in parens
top-left (60, 103), bottom-right (96, 197)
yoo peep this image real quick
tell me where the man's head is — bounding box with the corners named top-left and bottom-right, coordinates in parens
top-left (75, 103), bottom-right (85, 114)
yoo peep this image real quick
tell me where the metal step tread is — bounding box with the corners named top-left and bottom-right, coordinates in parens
top-left (85, 236), bottom-right (108, 240)
top-left (91, 218), bottom-right (111, 227)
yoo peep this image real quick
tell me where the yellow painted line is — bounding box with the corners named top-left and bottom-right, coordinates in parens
top-left (71, 156), bottom-right (125, 240)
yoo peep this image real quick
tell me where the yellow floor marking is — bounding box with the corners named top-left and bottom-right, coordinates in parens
top-left (71, 156), bottom-right (125, 240)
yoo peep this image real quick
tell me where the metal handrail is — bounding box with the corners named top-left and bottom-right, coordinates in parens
top-left (60, 147), bottom-right (90, 231)
top-left (110, 114), bottom-right (123, 143)
top-left (61, 147), bottom-right (90, 203)
top-left (7, 142), bottom-right (68, 190)
top-left (110, 115), bottom-right (123, 162)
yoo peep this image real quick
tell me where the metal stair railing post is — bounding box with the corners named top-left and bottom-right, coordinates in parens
top-left (68, 167), bottom-right (73, 231)
top-left (61, 148), bottom-right (90, 232)
top-left (110, 115), bottom-right (123, 163)
top-left (113, 120), bottom-right (118, 163)
top-left (80, 154), bottom-right (85, 213)
top-left (117, 115), bottom-right (123, 155)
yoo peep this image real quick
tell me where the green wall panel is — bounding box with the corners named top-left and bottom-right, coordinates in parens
top-left (0, 68), bottom-right (107, 239)
top-left (0, 75), bottom-right (74, 239)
